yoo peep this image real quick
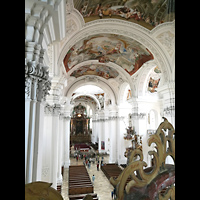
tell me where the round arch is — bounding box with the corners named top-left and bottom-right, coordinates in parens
top-left (65, 59), bottom-right (135, 99)
top-left (57, 19), bottom-right (173, 84)
top-left (136, 61), bottom-right (163, 97)
top-left (64, 76), bottom-right (117, 106)
top-left (118, 82), bottom-right (131, 105)
top-left (71, 98), bottom-right (97, 118)
top-left (71, 93), bottom-right (101, 111)
top-left (66, 60), bottom-right (131, 82)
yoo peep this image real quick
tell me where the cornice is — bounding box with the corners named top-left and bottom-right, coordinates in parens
top-left (44, 103), bottom-right (61, 115)
top-left (92, 116), bottom-right (125, 122)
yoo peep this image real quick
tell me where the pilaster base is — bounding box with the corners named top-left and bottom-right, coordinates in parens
top-left (64, 160), bottom-right (70, 168)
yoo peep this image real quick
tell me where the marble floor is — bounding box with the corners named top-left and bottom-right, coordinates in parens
top-left (61, 154), bottom-right (114, 200)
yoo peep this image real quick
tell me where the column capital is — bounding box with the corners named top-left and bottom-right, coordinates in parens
top-left (62, 107), bottom-right (72, 120)
top-left (25, 61), bottom-right (50, 80)
top-left (44, 103), bottom-right (61, 115)
top-left (25, 61), bottom-right (51, 102)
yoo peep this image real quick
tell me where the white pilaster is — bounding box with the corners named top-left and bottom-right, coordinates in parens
top-left (41, 107), bottom-right (53, 183)
top-left (91, 114), bottom-right (96, 144)
top-left (63, 104), bottom-right (73, 168)
top-left (104, 110), bottom-right (109, 153)
top-left (51, 104), bottom-right (61, 189)
top-left (57, 113), bottom-right (64, 185)
top-left (93, 113), bottom-right (98, 143)
top-left (117, 116), bottom-right (127, 165)
top-left (109, 107), bottom-right (118, 163)
top-left (32, 101), bottom-right (45, 181)
top-left (98, 111), bottom-right (105, 153)
top-left (25, 61), bottom-right (51, 184)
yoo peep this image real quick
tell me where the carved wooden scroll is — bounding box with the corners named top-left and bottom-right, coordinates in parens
top-left (110, 117), bottom-right (175, 200)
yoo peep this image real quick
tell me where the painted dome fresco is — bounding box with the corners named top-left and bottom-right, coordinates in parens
top-left (73, 0), bottom-right (175, 30)
top-left (63, 33), bottom-right (154, 76)
top-left (70, 64), bottom-right (119, 80)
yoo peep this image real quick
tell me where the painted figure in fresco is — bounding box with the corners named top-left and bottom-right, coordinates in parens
top-left (127, 89), bottom-right (131, 100)
top-left (106, 42), bottom-right (122, 54)
top-left (98, 9), bottom-right (103, 19)
top-left (98, 55), bottom-right (109, 63)
top-left (75, 0), bottom-right (175, 30)
top-left (148, 77), bottom-right (160, 93)
top-left (63, 34), bottom-right (154, 76)
top-left (70, 64), bottom-right (119, 80)
top-left (95, 3), bottom-right (101, 15)
top-left (102, 4), bottom-right (112, 16)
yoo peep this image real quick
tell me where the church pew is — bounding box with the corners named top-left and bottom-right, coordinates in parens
top-left (101, 164), bottom-right (122, 180)
top-left (69, 176), bottom-right (90, 180)
top-left (69, 185), bottom-right (93, 195)
top-left (69, 193), bottom-right (97, 200)
top-left (101, 164), bottom-right (129, 180)
top-left (69, 183), bottom-right (93, 187)
top-left (120, 164), bottom-right (127, 168)
top-left (68, 165), bottom-right (94, 195)
top-left (69, 180), bottom-right (91, 183)
top-left (69, 183), bottom-right (93, 188)
top-left (68, 165), bottom-right (99, 198)
top-left (101, 164), bottom-right (133, 189)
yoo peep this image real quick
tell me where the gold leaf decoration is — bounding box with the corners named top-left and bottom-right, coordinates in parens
top-left (109, 117), bottom-right (175, 200)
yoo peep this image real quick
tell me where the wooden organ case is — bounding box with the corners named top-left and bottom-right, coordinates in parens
top-left (70, 103), bottom-right (91, 144)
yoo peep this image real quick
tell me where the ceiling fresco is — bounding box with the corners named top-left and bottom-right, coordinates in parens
top-left (63, 33), bottom-right (154, 76)
top-left (73, 95), bottom-right (97, 106)
top-left (72, 95), bottom-right (104, 109)
top-left (147, 66), bottom-right (161, 93)
top-left (70, 64), bottom-right (119, 79)
top-left (73, 0), bottom-right (175, 30)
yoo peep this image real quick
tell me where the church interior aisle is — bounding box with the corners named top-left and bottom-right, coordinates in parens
top-left (61, 155), bottom-right (114, 200)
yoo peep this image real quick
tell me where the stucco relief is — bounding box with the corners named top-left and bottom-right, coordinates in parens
top-left (156, 30), bottom-right (175, 57)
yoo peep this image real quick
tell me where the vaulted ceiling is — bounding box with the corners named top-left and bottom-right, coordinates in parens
top-left (25, 0), bottom-right (175, 111)
top-left (73, 0), bottom-right (175, 30)
top-left (60, 0), bottom-right (174, 108)
top-left (63, 33), bottom-right (154, 78)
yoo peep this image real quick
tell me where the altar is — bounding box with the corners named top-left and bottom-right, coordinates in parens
top-left (70, 103), bottom-right (91, 144)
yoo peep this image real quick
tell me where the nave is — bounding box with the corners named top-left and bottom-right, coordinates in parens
top-left (25, 1), bottom-right (175, 199)
top-left (25, 118), bottom-right (175, 200)
top-left (61, 153), bottom-right (114, 200)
